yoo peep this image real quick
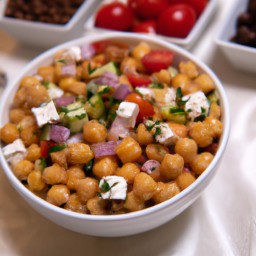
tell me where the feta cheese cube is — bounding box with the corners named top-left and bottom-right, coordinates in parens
top-left (2, 139), bottom-right (27, 163)
top-left (165, 88), bottom-right (176, 105)
top-left (99, 176), bottom-right (127, 200)
top-left (48, 87), bottom-right (64, 100)
top-left (62, 46), bottom-right (82, 62)
top-left (116, 102), bottom-right (139, 128)
top-left (183, 91), bottom-right (209, 121)
top-left (153, 122), bottom-right (177, 146)
top-left (32, 100), bottom-right (60, 127)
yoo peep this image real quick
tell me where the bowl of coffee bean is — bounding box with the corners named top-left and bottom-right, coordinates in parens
top-left (215, 0), bottom-right (256, 74)
top-left (0, 0), bottom-right (101, 49)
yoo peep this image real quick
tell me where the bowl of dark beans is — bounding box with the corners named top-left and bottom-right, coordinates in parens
top-left (216, 0), bottom-right (256, 73)
top-left (0, 0), bottom-right (101, 48)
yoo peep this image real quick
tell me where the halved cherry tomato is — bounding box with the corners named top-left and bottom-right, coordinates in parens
top-left (128, 0), bottom-right (169, 19)
top-left (157, 4), bottom-right (196, 38)
top-left (40, 140), bottom-right (56, 158)
top-left (127, 73), bottom-right (152, 87)
top-left (125, 93), bottom-right (155, 122)
top-left (141, 50), bottom-right (174, 73)
top-left (95, 2), bottom-right (134, 31)
top-left (132, 20), bottom-right (157, 34)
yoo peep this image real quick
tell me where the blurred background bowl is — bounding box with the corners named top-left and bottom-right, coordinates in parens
top-left (0, 32), bottom-right (230, 237)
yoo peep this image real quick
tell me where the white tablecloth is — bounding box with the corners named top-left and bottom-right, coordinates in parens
top-left (0, 0), bottom-right (256, 255)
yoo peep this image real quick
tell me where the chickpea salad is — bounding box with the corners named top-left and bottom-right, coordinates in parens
top-left (0, 40), bottom-right (223, 215)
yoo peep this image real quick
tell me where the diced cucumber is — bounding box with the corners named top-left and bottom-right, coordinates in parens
top-left (64, 108), bottom-right (88, 133)
top-left (89, 62), bottom-right (118, 78)
top-left (85, 94), bottom-right (105, 119)
top-left (40, 124), bottom-right (51, 140)
top-left (161, 105), bottom-right (186, 124)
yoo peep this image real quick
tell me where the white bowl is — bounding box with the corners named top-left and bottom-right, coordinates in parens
top-left (0, 0), bottom-right (100, 49)
top-left (0, 32), bottom-right (230, 237)
top-left (215, 0), bottom-right (256, 73)
top-left (84, 0), bottom-right (217, 49)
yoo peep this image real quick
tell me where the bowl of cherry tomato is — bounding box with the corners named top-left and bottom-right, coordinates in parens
top-left (0, 32), bottom-right (230, 237)
top-left (85, 0), bottom-right (217, 48)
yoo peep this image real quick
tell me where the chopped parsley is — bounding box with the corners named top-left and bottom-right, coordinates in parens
top-left (194, 107), bottom-right (208, 122)
top-left (153, 127), bottom-right (162, 139)
top-left (176, 87), bottom-right (190, 107)
top-left (48, 144), bottom-right (67, 154)
top-left (83, 159), bottom-right (94, 176)
top-left (57, 59), bottom-right (66, 64)
top-left (88, 63), bottom-right (96, 74)
top-left (149, 83), bottom-right (164, 89)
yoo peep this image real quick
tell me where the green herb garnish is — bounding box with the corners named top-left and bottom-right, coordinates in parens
top-left (83, 159), bottom-right (94, 176)
top-left (48, 144), bottom-right (67, 154)
top-left (57, 59), bottom-right (66, 64)
top-left (88, 63), bottom-right (96, 74)
top-left (153, 127), bottom-right (162, 139)
top-left (149, 83), bottom-right (164, 89)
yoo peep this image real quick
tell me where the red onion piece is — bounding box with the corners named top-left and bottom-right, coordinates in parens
top-left (80, 44), bottom-right (96, 60)
top-left (91, 140), bottom-right (122, 158)
top-left (66, 133), bottom-right (83, 144)
top-left (113, 83), bottom-right (132, 100)
top-left (94, 72), bottom-right (119, 88)
top-left (61, 63), bottom-right (77, 76)
top-left (55, 96), bottom-right (75, 107)
top-left (141, 160), bottom-right (160, 174)
top-left (50, 125), bottom-right (70, 143)
top-left (108, 116), bottom-right (131, 140)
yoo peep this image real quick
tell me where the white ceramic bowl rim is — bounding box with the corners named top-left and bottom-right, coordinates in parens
top-left (0, 32), bottom-right (230, 222)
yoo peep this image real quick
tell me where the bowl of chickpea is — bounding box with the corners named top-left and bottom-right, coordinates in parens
top-left (0, 32), bottom-right (230, 237)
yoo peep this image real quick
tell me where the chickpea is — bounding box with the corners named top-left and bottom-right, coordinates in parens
top-left (171, 74), bottom-right (190, 94)
top-left (191, 152), bottom-right (214, 175)
top-left (136, 123), bottom-right (154, 146)
top-left (81, 60), bottom-right (101, 80)
top-left (0, 123), bottom-right (19, 144)
top-left (24, 84), bottom-right (49, 108)
top-left (204, 117), bottom-right (223, 138)
top-left (145, 144), bottom-right (169, 162)
top-left (133, 172), bottom-right (157, 201)
top-left (67, 143), bottom-right (94, 165)
top-left (93, 156), bottom-right (118, 179)
top-left (18, 115), bottom-right (37, 130)
top-left (83, 120), bottom-right (107, 144)
top-left (37, 66), bottom-right (56, 83)
top-left (210, 102), bottom-right (221, 119)
top-left (9, 108), bottom-right (26, 124)
top-left (179, 61), bottom-right (199, 79)
top-left (47, 185), bottom-right (70, 206)
top-left (194, 74), bottom-right (215, 94)
top-left (13, 88), bottom-right (26, 108)
top-left (153, 69), bottom-right (171, 85)
top-left (175, 138), bottom-right (198, 164)
top-left (43, 163), bottom-right (67, 185)
top-left (120, 57), bottom-right (138, 73)
top-left (116, 163), bottom-right (140, 184)
top-left (64, 193), bottom-right (88, 214)
top-left (167, 122), bottom-right (188, 138)
top-left (149, 167), bottom-right (167, 182)
top-left (87, 197), bottom-right (107, 215)
top-left (66, 166), bottom-right (85, 190)
top-left (50, 148), bottom-right (68, 169)
top-left (176, 170), bottom-right (196, 190)
top-left (13, 160), bottom-right (34, 180)
top-left (115, 136), bottom-right (142, 164)
top-left (152, 182), bottom-right (180, 204)
top-left (26, 144), bottom-right (41, 162)
top-left (20, 126), bottom-right (39, 147)
top-left (75, 178), bottom-right (99, 202)
top-left (28, 170), bottom-right (47, 191)
top-left (59, 77), bottom-right (77, 92)
top-left (132, 42), bottom-right (151, 61)
top-left (105, 45), bottom-right (129, 63)
top-left (160, 154), bottom-right (184, 180)
top-left (20, 76), bottom-right (40, 88)
top-left (119, 75), bottom-right (132, 87)
top-left (189, 121), bottom-right (213, 148)
top-left (124, 191), bottom-right (145, 212)
top-left (151, 88), bottom-right (170, 105)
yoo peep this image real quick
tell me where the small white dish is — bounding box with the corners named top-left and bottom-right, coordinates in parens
top-left (84, 0), bottom-right (217, 49)
top-left (0, 32), bottom-right (230, 237)
top-left (215, 0), bottom-right (256, 73)
top-left (0, 0), bottom-right (101, 49)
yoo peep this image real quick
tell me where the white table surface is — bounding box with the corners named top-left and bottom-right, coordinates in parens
top-left (0, 0), bottom-right (256, 255)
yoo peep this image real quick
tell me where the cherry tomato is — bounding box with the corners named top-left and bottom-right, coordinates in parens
top-left (127, 73), bottom-right (152, 87)
top-left (125, 93), bottom-right (155, 122)
top-left (157, 4), bottom-right (196, 38)
top-left (141, 50), bottom-right (174, 73)
top-left (132, 20), bottom-right (157, 34)
top-left (128, 0), bottom-right (169, 19)
top-left (95, 3), bottom-right (134, 31)
top-left (168, 0), bottom-right (207, 17)
top-left (40, 140), bottom-right (56, 158)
